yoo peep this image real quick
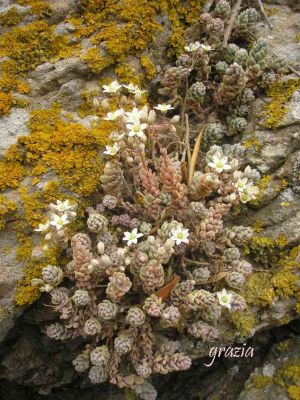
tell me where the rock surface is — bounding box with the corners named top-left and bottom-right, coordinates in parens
top-left (0, 0), bottom-right (300, 399)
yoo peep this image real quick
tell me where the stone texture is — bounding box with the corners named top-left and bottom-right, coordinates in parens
top-left (0, 108), bottom-right (29, 158)
top-left (238, 335), bottom-right (300, 400)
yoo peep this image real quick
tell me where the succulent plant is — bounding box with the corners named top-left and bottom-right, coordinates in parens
top-left (31, 5), bottom-right (285, 398)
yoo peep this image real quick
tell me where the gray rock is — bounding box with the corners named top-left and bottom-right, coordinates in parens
top-left (256, 5), bottom-right (300, 69)
top-left (54, 22), bottom-right (76, 36)
top-left (238, 336), bottom-right (300, 400)
top-left (28, 57), bottom-right (90, 96)
top-left (282, 90), bottom-right (300, 126)
top-left (0, 108), bottom-right (29, 157)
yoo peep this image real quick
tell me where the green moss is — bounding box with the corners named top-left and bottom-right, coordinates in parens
top-left (264, 79), bottom-right (300, 129)
top-left (296, 34), bottom-right (300, 43)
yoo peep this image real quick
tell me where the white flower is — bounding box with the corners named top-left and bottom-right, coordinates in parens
top-left (103, 109), bottom-right (124, 120)
top-left (170, 227), bottom-right (190, 245)
top-left (50, 214), bottom-right (70, 230)
top-left (154, 103), bottom-right (174, 113)
top-left (234, 178), bottom-right (249, 192)
top-left (35, 221), bottom-right (50, 232)
top-left (200, 44), bottom-right (213, 52)
top-left (125, 107), bottom-right (144, 123)
top-left (239, 184), bottom-right (259, 203)
top-left (217, 289), bottom-right (233, 310)
top-left (208, 155), bottom-right (231, 173)
top-left (184, 41), bottom-right (201, 52)
top-left (56, 200), bottom-right (74, 212)
top-left (123, 228), bottom-right (143, 246)
top-left (103, 143), bottom-right (120, 156)
top-left (126, 122), bottom-right (148, 137)
top-left (123, 83), bottom-right (147, 96)
top-left (102, 80), bottom-right (122, 93)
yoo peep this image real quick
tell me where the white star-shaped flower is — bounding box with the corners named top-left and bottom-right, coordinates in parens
top-left (123, 228), bottom-right (143, 246)
top-left (217, 289), bottom-right (233, 310)
top-left (125, 107), bottom-right (144, 123)
top-left (170, 227), bottom-right (190, 245)
top-left (154, 103), bottom-right (174, 113)
top-left (239, 184), bottom-right (259, 203)
top-left (123, 83), bottom-right (147, 96)
top-left (34, 221), bottom-right (50, 233)
top-left (234, 177), bottom-right (249, 192)
top-left (102, 80), bottom-right (122, 93)
top-left (126, 122), bottom-right (148, 137)
top-left (208, 155), bottom-right (231, 173)
top-left (200, 44), bottom-right (214, 52)
top-left (50, 214), bottom-right (70, 230)
top-left (56, 200), bottom-right (73, 212)
top-left (103, 109), bottom-right (124, 121)
top-left (184, 41), bottom-right (201, 53)
top-left (103, 143), bottom-right (120, 156)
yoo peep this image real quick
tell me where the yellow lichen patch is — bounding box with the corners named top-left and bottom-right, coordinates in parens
top-left (252, 220), bottom-right (265, 233)
top-left (252, 175), bottom-right (271, 205)
top-left (243, 272), bottom-right (275, 307)
top-left (276, 339), bottom-right (293, 352)
top-left (0, 161), bottom-right (26, 191)
top-left (243, 137), bottom-right (261, 151)
top-left (265, 6), bottom-right (279, 16)
top-left (229, 310), bottom-right (256, 337)
top-left (0, 19), bottom-right (80, 115)
top-left (114, 64), bottom-right (143, 86)
top-left (245, 235), bottom-right (287, 265)
top-left (140, 55), bottom-right (156, 80)
top-left (12, 106), bottom-right (110, 196)
top-left (272, 265), bottom-right (298, 299)
top-left (264, 79), bottom-right (300, 129)
top-left (296, 34), bottom-right (300, 43)
top-left (81, 48), bottom-right (113, 74)
top-left (0, 92), bottom-right (16, 116)
top-left (274, 361), bottom-right (300, 398)
top-left (0, 6), bottom-right (23, 26)
top-left (250, 374), bottom-right (271, 389)
top-left (288, 385), bottom-right (300, 400)
top-left (72, 0), bottom-right (204, 80)
top-left (272, 245), bottom-right (300, 300)
top-left (0, 105), bottom-right (114, 306)
top-left (0, 195), bottom-right (18, 230)
top-left (15, 0), bottom-right (52, 18)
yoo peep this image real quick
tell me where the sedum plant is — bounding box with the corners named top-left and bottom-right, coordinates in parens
top-left (30, 3), bottom-right (285, 399)
top-left (32, 86), bottom-right (259, 399)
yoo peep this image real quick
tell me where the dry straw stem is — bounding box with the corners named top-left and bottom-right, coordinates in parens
top-left (188, 125), bottom-right (206, 184)
top-left (256, 0), bottom-right (273, 30)
top-left (223, 0), bottom-right (243, 46)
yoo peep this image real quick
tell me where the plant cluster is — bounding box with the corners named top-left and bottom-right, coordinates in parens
top-left (30, 2), bottom-right (288, 399)
top-left (32, 86), bottom-right (259, 399)
top-left (159, 1), bottom-right (287, 148)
